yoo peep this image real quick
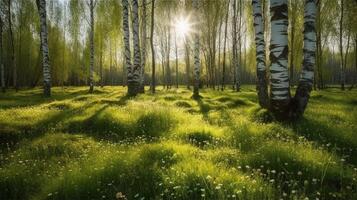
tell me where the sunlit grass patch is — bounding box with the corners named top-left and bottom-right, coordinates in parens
top-left (0, 86), bottom-right (356, 200)
top-left (242, 140), bottom-right (356, 199)
top-left (65, 101), bottom-right (177, 141)
top-left (162, 159), bottom-right (273, 199)
top-left (35, 142), bottom-right (181, 200)
top-left (0, 133), bottom-right (100, 200)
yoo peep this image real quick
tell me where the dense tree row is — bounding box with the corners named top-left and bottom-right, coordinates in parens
top-left (0, 0), bottom-right (356, 116)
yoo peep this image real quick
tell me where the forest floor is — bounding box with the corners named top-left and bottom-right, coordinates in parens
top-left (0, 86), bottom-right (356, 200)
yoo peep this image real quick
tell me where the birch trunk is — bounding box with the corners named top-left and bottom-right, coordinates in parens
top-left (252, 0), bottom-right (269, 108)
top-left (289, 0), bottom-right (296, 86)
top-left (293, 0), bottom-right (317, 117)
top-left (7, 0), bottom-right (16, 91)
top-left (339, 0), bottom-right (345, 90)
top-left (166, 11), bottom-right (171, 89)
top-left (89, 0), bottom-right (94, 93)
top-left (0, 12), bottom-right (5, 93)
top-left (140, 0), bottom-right (147, 93)
top-left (316, 1), bottom-right (323, 89)
top-left (185, 40), bottom-right (191, 89)
top-left (237, 0), bottom-right (242, 91)
top-left (175, 32), bottom-right (179, 88)
top-left (232, 0), bottom-right (238, 91)
top-left (36, 0), bottom-right (51, 97)
top-left (122, 0), bottom-right (133, 95)
top-left (150, 0), bottom-right (156, 93)
top-left (269, 0), bottom-right (290, 116)
top-left (100, 26), bottom-right (103, 88)
top-left (130, 0), bottom-right (141, 95)
top-left (193, 0), bottom-right (200, 98)
top-left (217, 17), bottom-right (222, 90)
top-left (221, 0), bottom-right (230, 91)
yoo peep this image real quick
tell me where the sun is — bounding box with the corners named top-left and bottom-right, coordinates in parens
top-left (174, 16), bottom-right (191, 38)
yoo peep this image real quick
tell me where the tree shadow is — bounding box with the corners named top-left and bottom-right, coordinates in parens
top-left (291, 117), bottom-right (357, 165)
top-left (0, 89), bottom-right (89, 109)
top-left (193, 97), bottom-right (210, 120)
top-left (0, 100), bottom-right (99, 151)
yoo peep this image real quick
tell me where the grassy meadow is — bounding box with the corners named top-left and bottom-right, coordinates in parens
top-left (0, 86), bottom-right (356, 200)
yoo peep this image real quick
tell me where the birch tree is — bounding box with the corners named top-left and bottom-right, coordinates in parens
top-left (0, 5), bottom-right (4, 93)
top-left (7, 0), bottom-right (16, 91)
top-left (193, 0), bottom-right (200, 98)
top-left (269, 0), bottom-right (290, 115)
top-left (140, 0), bottom-right (147, 93)
top-left (175, 31), bottom-right (179, 88)
top-left (166, 10), bottom-right (171, 89)
top-left (122, 0), bottom-right (135, 96)
top-left (252, 0), bottom-right (269, 108)
top-left (293, 0), bottom-right (317, 117)
top-left (36, 0), bottom-right (51, 97)
top-left (221, 0), bottom-right (230, 90)
top-left (88, 0), bottom-right (95, 93)
top-left (150, 0), bottom-right (156, 93)
top-left (232, 0), bottom-right (238, 91)
top-left (130, 0), bottom-right (141, 96)
top-left (339, 0), bottom-right (345, 90)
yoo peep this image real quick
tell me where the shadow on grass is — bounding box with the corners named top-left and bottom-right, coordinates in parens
top-left (292, 117), bottom-right (357, 165)
top-left (0, 89), bottom-right (89, 109)
top-left (0, 101), bottom-right (99, 150)
top-left (67, 96), bottom-right (174, 142)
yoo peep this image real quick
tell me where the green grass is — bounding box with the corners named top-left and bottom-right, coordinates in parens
top-left (0, 86), bottom-right (356, 200)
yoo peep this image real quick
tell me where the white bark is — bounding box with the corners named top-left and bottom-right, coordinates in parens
top-left (89, 0), bottom-right (94, 93)
top-left (232, 0), bottom-right (238, 90)
top-left (253, 0), bottom-right (266, 72)
top-left (131, 0), bottom-right (141, 94)
top-left (299, 0), bottom-right (316, 85)
top-left (270, 0), bottom-right (290, 101)
top-left (193, 0), bottom-right (200, 97)
top-left (0, 12), bottom-right (4, 92)
top-left (36, 0), bottom-right (51, 96)
top-left (122, 0), bottom-right (132, 81)
top-left (140, 0), bottom-right (147, 91)
top-left (294, 0), bottom-right (317, 117)
top-left (252, 0), bottom-right (269, 108)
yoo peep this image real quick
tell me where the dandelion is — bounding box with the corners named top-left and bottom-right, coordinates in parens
top-left (173, 186), bottom-right (181, 190)
top-left (215, 184), bottom-right (222, 190)
top-left (116, 192), bottom-right (127, 200)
